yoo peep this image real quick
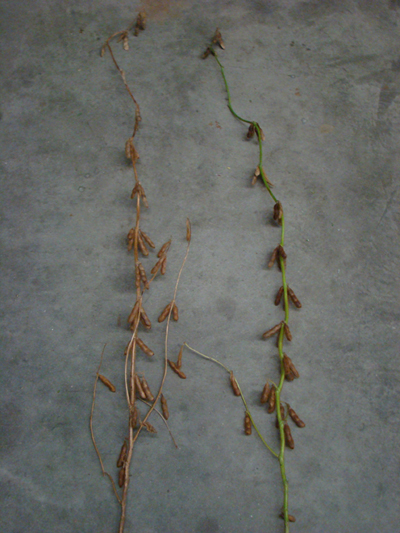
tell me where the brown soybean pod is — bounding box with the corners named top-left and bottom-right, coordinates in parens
top-left (268, 246), bottom-right (279, 268)
top-left (130, 184), bottom-right (138, 199)
top-left (278, 244), bottom-right (287, 259)
top-left (247, 124), bottom-right (255, 139)
top-left (118, 467), bottom-right (126, 488)
top-left (117, 441), bottom-right (127, 468)
top-left (135, 264), bottom-right (141, 289)
top-left (140, 230), bottom-right (155, 249)
top-left (288, 406), bottom-right (305, 428)
top-left (140, 308), bottom-right (152, 329)
top-left (284, 423), bottom-right (295, 449)
top-left (138, 263), bottom-right (149, 290)
top-left (244, 413), bottom-right (252, 435)
top-left (230, 371), bottom-right (241, 396)
top-left (288, 287), bottom-right (302, 309)
top-left (98, 375), bottom-right (116, 393)
top-left (186, 218), bottom-right (191, 242)
top-left (176, 345), bottom-right (183, 369)
top-left (289, 358), bottom-right (299, 379)
top-left (260, 382), bottom-right (270, 404)
top-left (160, 394), bottom-right (169, 420)
top-left (134, 374), bottom-right (146, 399)
top-left (131, 406), bottom-right (138, 428)
top-left (275, 286), bottom-right (284, 306)
top-left (279, 512), bottom-right (296, 522)
top-left (151, 258), bottom-right (162, 275)
top-left (157, 240), bottom-right (171, 258)
top-left (168, 359), bottom-right (186, 379)
top-left (268, 386), bottom-right (276, 413)
top-left (172, 303), bottom-right (179, 321)
top-left (284, 323), bottom-right (292, 341)
top-left (262, 322), bottom-right (282, 339)
top-left (141, 376), bottom-right (154, 402)
top-left (160, 256), bottom-right (167, 275)
top-left (138, 233), bottom-right (149, 257)
top-left (136, 337), bottom-right (154, 357)
top-left (127, 301), bottom-right (140, 325)
top-left (158, 302), bottom-right (172, 323)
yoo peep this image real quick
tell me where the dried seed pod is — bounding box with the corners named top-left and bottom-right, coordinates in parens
top-left (168, 359), bottom-right (186, 379)
top-left (98, 374), bottom-right (116, 392)
top-left (140, 308), bottom-right (151, 329)
top-left (288, 358), bottom-right (299, 379)
top-left (247, 124), bottom-right (255, 139)
top-left (118, 467), bottom-right (126, 488)
top-left (137, 183), bottom-right (149, 208)
top-left (172, 303), bottom-right (179, 321)
top-left (278, 244), bottom-right (287, 259)
top-left (186, 218), bottom-right (191, 242)
top-left (160, 394), bottom-right (169, 420)
top-left (284, 423), bottom-right (295, 449)
top-left (284, 322), bottom-right (292, 341)
top-left (127, 228), bottom-right (135, 240)
top-left (125, 138), bottom-right (132, 159)
top-left (141, 376), bottom-right (154, 402)
top-left (130, 406), bottom-right (138, 428)
top-left (128, 300), bottom-right (141, 325)
top-left (151, 258), bottom-right (162, 275)
top-left (158, 302), bottom-right (172, 323)
top-left (251, 166), bottom-right (261, 185)
top-left (138, 262), bottom-right (149, 290)
top-left (288, 405), bottom-right (305, 428)
top-left (268, 246), bottom-right (279, 268)
top-left (127, 238), bottom-right (134, 252)
top-left (177, 345), bottom-right (184, 369)
top-left (134, 374), bottom-right (147, 399)
top-left (117, 440), bottom-right (127, 468)
top-left (255, 123), bottom-right (265, 141)
top-left (157, 239), bottom-right (171, 258)
top-left (262, 321), bottom-right (283, 340)
top-left (135, 264), bottom-right (141, 289)
top-left (140, 230), bottom-right (155, 249)
top-left (279, 512), bottom-right (296, 522)
top-left (138, 233), bottom-right (149, 257)
top-left (144, 421), bottom-right (157, 433)
top-left (160, 256), bottom-right (167, 275)
top-left (202, 47), bottom-right (211, 59)
top-left (136, 337), bottom-right (154, 357)
top-left (288, 287), bottom-right (302, 308)
top-left (134, 12), bottom-right (146, 35)
top-left (275, 286), bottom-right (284, 306)
top-left (131, 184), bottom-right (138, 199)
top-left (273, 201), bottom-right (283, 223)
top-left (244, 413), bottom-right (252, 435)
top-left (230, 371), bottom-right (241, 396)
top-left (212, 27), bottom-right (225, 49)
top-left (283, 354), bottom-right (295, 381)
top-left (267, 385), bottom-right (276, 413)
top-left (260, 382), bottom-right (270, 404)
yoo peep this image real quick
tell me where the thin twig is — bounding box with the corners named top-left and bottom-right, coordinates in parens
top-left (90, 344), bottom-right (122, 505)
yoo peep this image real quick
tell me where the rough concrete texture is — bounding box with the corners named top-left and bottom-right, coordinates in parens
top-left (1, 1), bottom-right (399, 532)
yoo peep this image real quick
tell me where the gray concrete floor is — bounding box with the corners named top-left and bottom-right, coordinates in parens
top-left (1, 1), bottom-right (399, 532)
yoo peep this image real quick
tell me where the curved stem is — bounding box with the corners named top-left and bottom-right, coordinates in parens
top-left (184, 343), bottom-right (279, 458)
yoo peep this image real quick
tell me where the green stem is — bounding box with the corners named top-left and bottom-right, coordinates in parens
top-left (184, 343), bottom-right (279, 458)
top-left (209, 41), bottom-right (292, 530)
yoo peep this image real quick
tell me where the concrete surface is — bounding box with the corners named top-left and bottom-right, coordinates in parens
top-left (1, 1), bottom-right (399, 532)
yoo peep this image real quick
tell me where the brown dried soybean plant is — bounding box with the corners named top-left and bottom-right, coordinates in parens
top-left (89, 13), bottom-right (191, 533)
top-left (185, 28), bottom-right (305, 531)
